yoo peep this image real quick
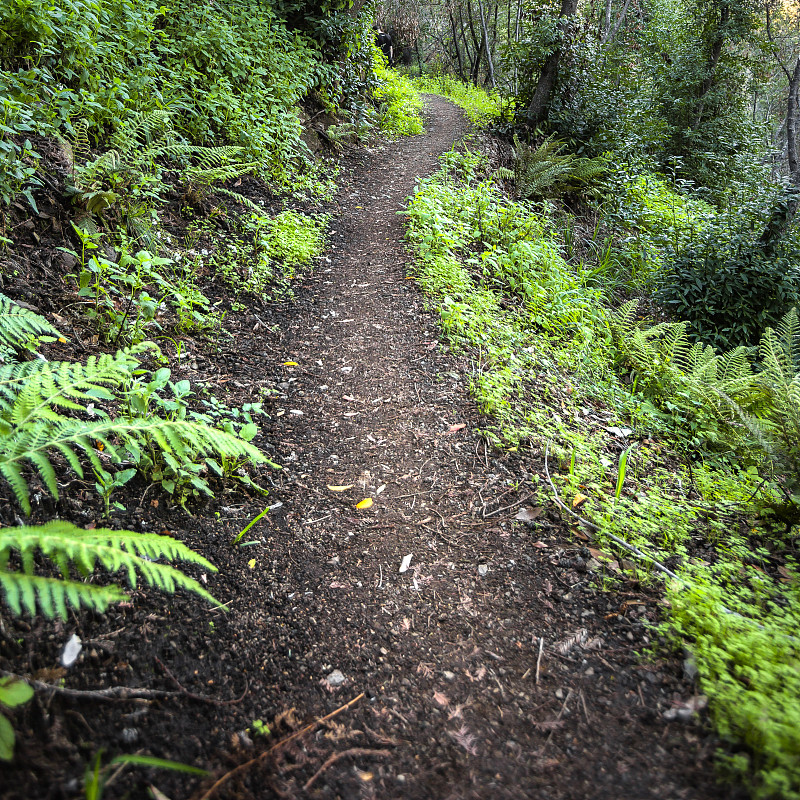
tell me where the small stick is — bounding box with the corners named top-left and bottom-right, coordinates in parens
top-left (580, 690), bottom-right (591, 724)
top-left (195, 693), bottom-right (365, 800)
top-left (302, 747), bottom-right (391, 791)
top-left (155, 657), bottom-right (248, 706)
top-left (535, 637), bottom-right (544, 684)
top-left (482, 493), bottom-right (532, 519)
top-left (0, 671), bottom-right (181, 703)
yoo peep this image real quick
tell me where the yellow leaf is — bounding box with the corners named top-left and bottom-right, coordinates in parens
top-left (248, 558), bottom-right (256, 569)
top-left (57, 337), bottom-right (67, 343)
top-left (356, 498), bottom-right (373, 510)
top-left (572, 493), bottom-right (588, 508)
top-left (328, 484), bottom-right (354, 492)
top-left (282, 361), bottom-right (298, 366)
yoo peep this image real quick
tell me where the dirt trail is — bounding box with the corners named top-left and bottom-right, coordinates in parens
top-left (244, 96), bottom-right (726, 799)
top-left (1, 97), bottom-right (728, 800)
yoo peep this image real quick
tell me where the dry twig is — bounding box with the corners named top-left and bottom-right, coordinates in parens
top-left (302, 747), bottom-right (391, 791)
top-left (195, 693), bottom-right (365, 800)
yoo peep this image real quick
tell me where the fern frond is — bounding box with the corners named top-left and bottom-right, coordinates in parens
top-left (0, 520), bottom-right (219, 618)
top-left (215, 187), bottom-right (267, 216)
top-left (0, 570), bottom-right (127, 618)
top-left (0, 417), bottom-right (267, 514)
top-left (0, 294), bottom-right (61, 360)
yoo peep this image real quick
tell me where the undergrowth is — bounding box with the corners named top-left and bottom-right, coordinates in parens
top-left (405, 146), bottom-right (800, 799)
top-left (374, 63), bottom-right (424, 137)
top-left (413, 75), bottom-right (511, 127)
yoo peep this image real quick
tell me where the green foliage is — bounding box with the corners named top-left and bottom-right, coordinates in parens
top-left (84, 750), bottom-right (208, 800)
top-left (0, 676), bottom-right (33, 761)
top-left (214, 209), bottom-right (327, 300)
top-left (413, 75), bottom-right (509, 127)
top-left (664, 564), bottom-right (800, 800)
top-left (0, 293), bottom-right (62, 361)
top-left (373, 63), bottom-right (424, 137)
top-left (0, 299), bottom-right (267, 513)
top-left (656, 213), bottom-right (800, 348)
top-left (513, 135), bottom-right (608, 199)
top-left (0, 520), bottom-right (220, 619)
top-left (0, 0), bottom-right (371, 208)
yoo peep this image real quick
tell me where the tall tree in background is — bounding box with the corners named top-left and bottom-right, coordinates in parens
top-left (525, 0), bottom-right (578, 126)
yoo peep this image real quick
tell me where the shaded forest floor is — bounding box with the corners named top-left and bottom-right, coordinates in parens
top-left (1, 97), bottom-right (735, 799)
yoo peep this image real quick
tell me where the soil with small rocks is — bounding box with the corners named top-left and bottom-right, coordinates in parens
top-left (0, 96), bottom-right (737, 800)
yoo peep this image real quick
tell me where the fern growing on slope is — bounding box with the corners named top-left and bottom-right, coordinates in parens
top-left (610, 300), bottom-right (760, 423)
top-left (68, 111), bottom-right (258, 218)
top-left (0, 521), bottom-right (219, 618)
top-left (0, 293), bottom-right (61, 362)
top-left (513, 135), bottom-right (607, 199)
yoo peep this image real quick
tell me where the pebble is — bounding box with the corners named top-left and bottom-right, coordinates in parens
top-left (478, 564), bottom-right (488, 576)
top-left (326, 669), bottom-right (346, 686)
top-left (443, 670), bottom-right (456, 682)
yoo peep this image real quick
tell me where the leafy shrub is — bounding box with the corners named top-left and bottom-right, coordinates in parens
top-left (373, 63), bottom-right (423, 137)
top-left (656, 221), bottom-right (800, 348)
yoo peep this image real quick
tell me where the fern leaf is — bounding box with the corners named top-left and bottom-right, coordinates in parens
top-left (0, 294), bottom-right (61, 359)
top-left (0, 521), bottom-right (220, 618)
top-left (0, 570), bottom-right (128, 618)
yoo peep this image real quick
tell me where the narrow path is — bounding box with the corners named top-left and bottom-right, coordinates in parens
top-left (251, 97), bottom-right (723, 799)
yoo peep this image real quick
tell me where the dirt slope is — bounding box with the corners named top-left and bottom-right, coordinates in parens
top-left (1, 96), bottom-right (731, 800)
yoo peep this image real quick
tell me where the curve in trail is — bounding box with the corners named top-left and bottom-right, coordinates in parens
top-left (255, 97), bottom-right (722, 799)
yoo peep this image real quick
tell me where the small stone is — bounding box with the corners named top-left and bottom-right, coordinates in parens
top-left (326, 669), bottom-right (346, 686)
top-left (443, 670), bottom-right (456, 682)
top-left (555, 688), bottom-right (564, 700)
top-left (584, 667), bottom-right (595, 677)
top-left (478, 564), bottom-right (488, 577)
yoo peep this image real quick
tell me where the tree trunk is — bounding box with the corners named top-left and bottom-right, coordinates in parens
top-left (760, 56), bottom-right (800, 250)
top-left (526, 0), bottom-right (579, 126)
top-left (449, 9), bottom-right (465, 80)
top-left (477, 0), bottom-right (495, 87)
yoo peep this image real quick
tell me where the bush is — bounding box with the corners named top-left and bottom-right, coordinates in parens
top-left (373, 63), bottom-right (423, 137)
top-left (656, 221), bottom-right (800, 348)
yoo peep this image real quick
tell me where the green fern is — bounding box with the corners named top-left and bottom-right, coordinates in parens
top-left (513, 135), bottom-right (607, 199)
top-left (215, 187), bottom-right (267, 216)
top-left (610, 301), bottom-right (759, 421)
top-left (0, 293), bottom-right (62, 362)
top-left (0, 417), bottom-right (267, 514)
top-left (0, 521), bottom-right (219, 618)
top-left (0, 345), bottom-right (151, 429)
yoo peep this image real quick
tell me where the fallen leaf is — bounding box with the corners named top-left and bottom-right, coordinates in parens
top-left (433, 691), bottom-right (450, 707)
top-left (515, 506), bottom-right (542, 522)
top-left (282, 361), bottom-right (298, 366)
top-left (448, 422), bottom-right (466, 433)
top-left (356, 498), bottom-right (373, 509)
top-left (248, 559), bottom-right (256, 569)
top-left (572, 493), bottom-right (588, 508)
top-left (376, 483), bottom-right (386, 495)
top-left (357, 771), bottom-right (373, 782)
top-left (532, 541), bottom-right (548, 549)
top-left (328, 484), bottom-right (354, 492)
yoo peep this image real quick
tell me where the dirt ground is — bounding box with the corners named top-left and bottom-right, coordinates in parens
top-left (0, 96), bottom-right (736, 800)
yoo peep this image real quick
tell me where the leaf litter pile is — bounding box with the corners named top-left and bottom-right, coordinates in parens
top-left (0, 97), bottom-right (732, 799)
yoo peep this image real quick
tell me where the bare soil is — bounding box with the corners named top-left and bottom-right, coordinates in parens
top-left (0, 96), bottom-right (735, 800)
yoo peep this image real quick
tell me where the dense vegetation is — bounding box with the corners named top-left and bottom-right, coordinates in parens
top-left (1, 0), bottom-right (800, 796)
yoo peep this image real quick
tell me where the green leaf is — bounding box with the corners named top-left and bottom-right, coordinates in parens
top-left (0, 713), bottom-right (15, 761)
top-left (0, 678), bottom-right (33, 709)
